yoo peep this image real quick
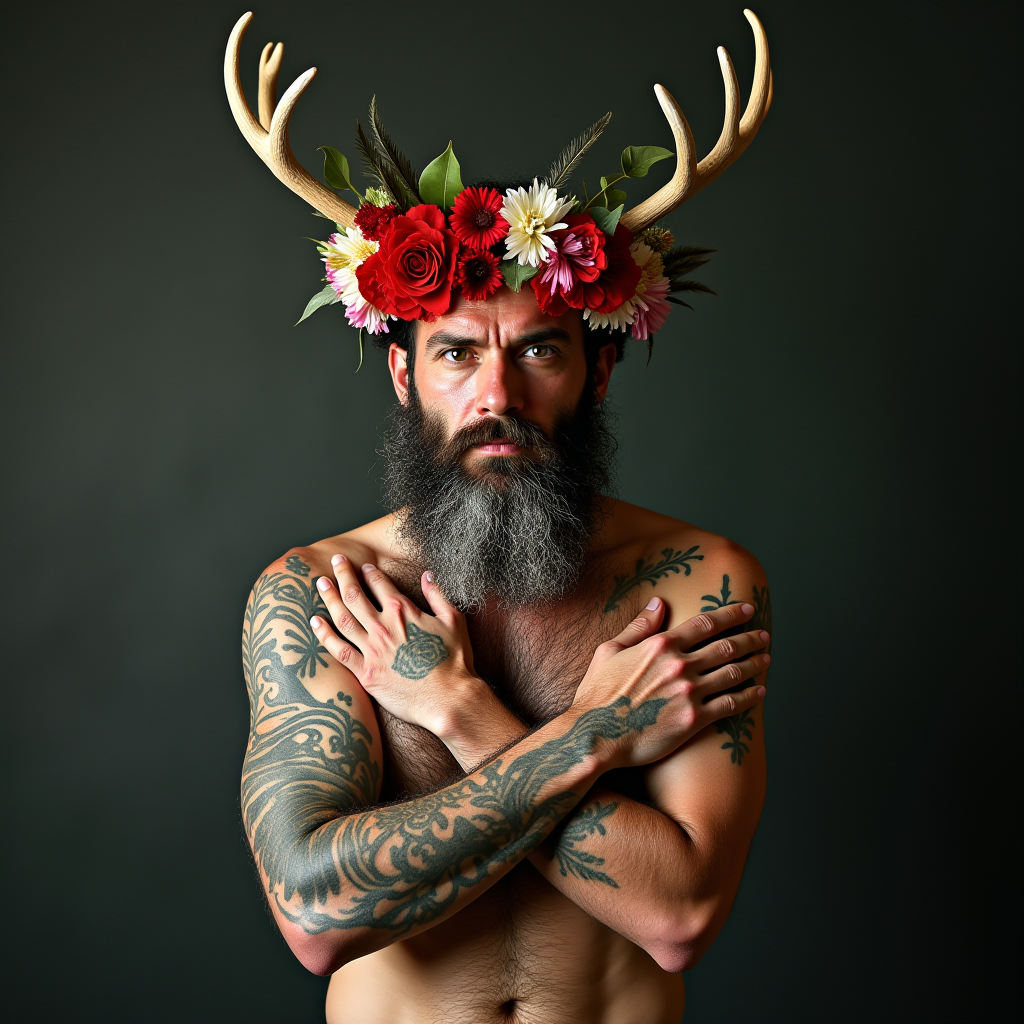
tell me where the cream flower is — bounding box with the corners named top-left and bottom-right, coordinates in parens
top-left (501, 179), bottom-right (575, 267)
top-left (322, 225), bottom-right (391, 335)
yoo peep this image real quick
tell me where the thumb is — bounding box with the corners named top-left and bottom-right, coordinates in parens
top-left (606, 597), bottom-right (666, 652)
top-left (421, 570), bottom-right (460, 622)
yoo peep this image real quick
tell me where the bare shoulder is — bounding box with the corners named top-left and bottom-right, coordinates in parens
top-left (597, 500), bottom-right (768, 627)
top-left (257, 513), bottom-right (398, 587)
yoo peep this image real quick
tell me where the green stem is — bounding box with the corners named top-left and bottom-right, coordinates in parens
top-left (582, 173), bottom-right (628, 212)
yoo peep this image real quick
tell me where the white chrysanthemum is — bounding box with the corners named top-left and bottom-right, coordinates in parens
top-left (584, 301), bottom-right (636, 332)
top-left (322, 226), bottom-right (391, 335)
top-left (501, 178), bottom-right (575, 267)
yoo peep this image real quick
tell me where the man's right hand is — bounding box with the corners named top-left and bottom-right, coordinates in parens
top-left (572, 599), bottom-right (769, 770)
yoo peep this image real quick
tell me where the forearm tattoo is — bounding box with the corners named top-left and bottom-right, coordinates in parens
top-left (701, 576), bottom-right (773, 766)
top-left (604, 546), bottom-right (704, 613)
top-left (391, 622), bottom-right (448, 679)
top-left (544, 799), bottom-right (620, 888)
top-left (243, 562), bottom-right (665, 936)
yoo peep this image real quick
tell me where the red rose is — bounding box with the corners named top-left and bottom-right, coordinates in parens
top-left (356, 205), bottom-right (459, 321)
top-left (579, 223), bottom-right (641, 314)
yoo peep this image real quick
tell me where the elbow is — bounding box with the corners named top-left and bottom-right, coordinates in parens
top-left (645, 904), bottom-right (718, 974)
top-left (279, 920), bottom-right (366, 977)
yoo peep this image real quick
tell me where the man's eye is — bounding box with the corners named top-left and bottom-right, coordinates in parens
top-left (524, 345), bottom-right (554, 358)
top-left (444, 348), bottom-right (470, 363)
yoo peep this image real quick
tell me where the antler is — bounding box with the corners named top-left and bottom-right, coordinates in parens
top-left (224, 12), bottom-right (356, 228)
top-left (620, 8), bottom-right (773, 235)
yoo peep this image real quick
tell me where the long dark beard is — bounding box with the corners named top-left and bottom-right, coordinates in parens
top-left (381, 383), bottom-right (617, 612)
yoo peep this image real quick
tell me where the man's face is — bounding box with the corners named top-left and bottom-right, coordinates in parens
top-left (381, 288), bottom-right (619, 611)
top-left (387, 286), bottom-right (616, 467)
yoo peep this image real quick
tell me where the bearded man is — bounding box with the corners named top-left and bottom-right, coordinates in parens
top-left (230, 11), bottom-right (774, 1023)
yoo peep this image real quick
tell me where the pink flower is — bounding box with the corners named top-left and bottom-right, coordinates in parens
top-left (631, 274), bottom-right (672, 341)
top-left (532, 214), bottom-right (608, 313)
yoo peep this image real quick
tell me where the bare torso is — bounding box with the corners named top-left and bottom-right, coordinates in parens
top-left (297, 500), bottom-right (725, 1023)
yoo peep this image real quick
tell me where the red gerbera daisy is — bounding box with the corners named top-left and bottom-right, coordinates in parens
top-left (449, 187), bottom-right (508, 249)
top-left (354, 202), bottom-right (398, 242)
top-left (455, 247), bottom-right (504, 301)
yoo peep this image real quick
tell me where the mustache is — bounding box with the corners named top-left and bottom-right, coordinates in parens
top-left (438, 416), bottom-right (559, 463)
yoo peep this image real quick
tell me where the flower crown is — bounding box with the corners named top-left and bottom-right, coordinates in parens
top-left (225, 10), bottom-right (773, 364)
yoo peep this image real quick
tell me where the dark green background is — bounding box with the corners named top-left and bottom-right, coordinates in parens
top-left (2, 1), bottom-right (1019, 1020)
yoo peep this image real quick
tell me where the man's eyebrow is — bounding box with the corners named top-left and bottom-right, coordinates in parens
top-left (423, 326), bottom-right (573, 353)
top-left (424, 330), bottom-right (480, 353)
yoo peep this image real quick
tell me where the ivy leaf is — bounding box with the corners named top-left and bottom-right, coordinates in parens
top-left (590, 205), bottom-right (623, 236)
top-left (318, 147), bottom-right (357, 194)
top-left (296, 284), bottom-right (339, 325)
top-left (501, 260), bottom-right (540, 292)
top-left (418, 142), bottom-right (464, 211)
top-left (620, 145), bottom-right (673, 178)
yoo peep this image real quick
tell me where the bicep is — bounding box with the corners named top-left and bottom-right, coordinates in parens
top-left (645, 555), bottom-right (771, 885)
top-left (241, 555), bottom-right (383, 912)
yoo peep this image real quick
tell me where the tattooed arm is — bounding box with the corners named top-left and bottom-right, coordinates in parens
top-left (309, 548), bottom-right (768, 972)
top-left (244, 550), bottom-right (758, 976)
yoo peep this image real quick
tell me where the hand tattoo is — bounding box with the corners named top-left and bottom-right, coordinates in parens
top-left (391, 622), bottom-right (448, 680)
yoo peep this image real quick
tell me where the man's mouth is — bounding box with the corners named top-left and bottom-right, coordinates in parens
top-left (472, 439), bottom-right (522, 456)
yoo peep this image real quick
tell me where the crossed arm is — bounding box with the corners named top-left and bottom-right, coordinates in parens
top-left (306, 546), bottom-right (769, 972)
top-left (241, 546), bottom-right (767, 975)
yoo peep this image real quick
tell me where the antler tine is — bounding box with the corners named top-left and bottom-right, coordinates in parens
top-left (620, 8), bottom-right (772, 232)
top-left (619, 85), bottom-right (696, 234)
top-left (258, 41), bottom-right (283, 130)
top-left (224, 12), bottom-right (355, 227)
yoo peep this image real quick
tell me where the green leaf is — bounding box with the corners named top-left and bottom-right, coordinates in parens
top-left (620, 145), bottom-right (673, 178)
top-left (418, 141), bottom-right (464, 211)
top-left (296, 284), bottom-right (339, 325)
top-left (318, 147), bottom-right (357, 193)
top-left (501, 260), bottom-right (540, 292)
top-left (590, 204), bottom-right (623, 236)
top-left (605, 187), bottom-right (627, 209)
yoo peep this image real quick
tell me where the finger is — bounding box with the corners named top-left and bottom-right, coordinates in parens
top-left (605, 597), bottom-right (667, 653)
top-left (703, 682), bottom-right (765, 723)
top-left (360, 562), bottom-right (410, 617)
top-left (329, 553), bottom-right (381, 632)
top-left (698, 652), bottom-right (771, 695)
top-left (696, 628), bottom-right (771, 671)
top-left (316, 574), bottom-right (369, 644)
top-left (309, 614), bottom-right (365, 674)
top-left (421, 570), bottom-right (460, 623)
top-left (668, 603), bottom-right (755, 650)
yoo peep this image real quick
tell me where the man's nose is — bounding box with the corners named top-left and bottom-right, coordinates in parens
top-left (474, 353), bottom-right (523, 418)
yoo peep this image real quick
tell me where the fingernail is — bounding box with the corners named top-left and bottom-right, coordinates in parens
top-left (316, 577), bottom-right (330, 592)
top-left (741, 603), bottom-right (754, 615)
top-left (759, 631), bottom-right (770, 643)
top-left (762, 653), bottom-right (771, 665)
top-left (757, 686), bottom-right (766, 697)
top-left (310, 616), bottom-right (322, 628)
top-left (331, 553), bottom-right (345, 566)
top-left (425, 570), bottom-right (434, 583)
top-left (645, 597), bottom-right (660, 610)
top-left (362, 563), bottom-right (375, 573)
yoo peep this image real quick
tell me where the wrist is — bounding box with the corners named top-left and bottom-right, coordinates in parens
top-left (430, 674), bottom-right (527, 770)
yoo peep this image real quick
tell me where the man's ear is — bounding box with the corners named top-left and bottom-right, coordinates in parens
top-left (388, 342), bottom-right (410, 404)
top-left (592, 342), bottom-right (618, 403)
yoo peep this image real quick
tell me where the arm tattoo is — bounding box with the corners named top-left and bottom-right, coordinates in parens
top-left (241, 558), bottom-right (380, 923)
top-left (701, 573), bottom-right (740, 610)
top-left (714, 581), bottom-right (772, 766)
top-left (391, 622), bottom-right (448, 680)
top-left (274, 695), bottom-right (663, 936)
top-left (604, 546), bottom-right (704, 613)
top-left (544, 800), bottom-right (620, 888)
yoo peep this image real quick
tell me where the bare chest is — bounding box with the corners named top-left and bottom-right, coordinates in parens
top-left (376, 598), bottom-right (625, 799)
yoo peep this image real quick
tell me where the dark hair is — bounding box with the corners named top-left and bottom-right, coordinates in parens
top-left (369, 178), bottom-right (628, 366)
